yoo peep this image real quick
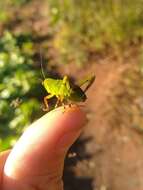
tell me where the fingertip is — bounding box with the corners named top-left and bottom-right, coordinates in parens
top-left (47, 104), bottom-right (87, 131)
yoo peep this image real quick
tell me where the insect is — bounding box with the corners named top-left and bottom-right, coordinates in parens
top-left (40, 56), bottom-right (95, 111)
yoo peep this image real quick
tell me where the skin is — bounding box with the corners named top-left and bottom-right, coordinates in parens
top-left (0, 105), bottom-right (86, 190)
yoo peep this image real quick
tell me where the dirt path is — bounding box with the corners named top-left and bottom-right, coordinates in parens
top-left (62, 58), bottom-right (143, 190)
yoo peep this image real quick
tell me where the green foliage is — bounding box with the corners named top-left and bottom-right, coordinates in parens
top-left (0, 31), bottom-right (42, 151)
top-left (48, 0), bottom-right (143, 64)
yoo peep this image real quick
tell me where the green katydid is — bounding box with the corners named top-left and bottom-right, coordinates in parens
top-left (40, 60), bottom-right (95, 111)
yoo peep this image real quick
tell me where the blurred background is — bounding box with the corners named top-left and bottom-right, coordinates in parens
top-left (0, 0), bottom-right (143, 189)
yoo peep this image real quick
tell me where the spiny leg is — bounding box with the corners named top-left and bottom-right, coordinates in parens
top-left (62, 102), bottom-right (66, 109)
top-left (63, 75), bottom-right (68, 84)
top-left (60, 96), bottom-right (65, 108)
top-left (55, 96), bottom-right (66, 113)
top-left (60, 97), bottom-right (67, 111)
top-left (55, 97), bottom-right (61, 108)
top-left (43, 94), bottom-right (54, 111)
top-left (57, 96), bottom-right (66, 111)
top-left (63, 75), bottom-right (71, 92)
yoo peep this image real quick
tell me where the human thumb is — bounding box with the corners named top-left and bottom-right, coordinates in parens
top-left (2, 105), bottom-right (86, 190)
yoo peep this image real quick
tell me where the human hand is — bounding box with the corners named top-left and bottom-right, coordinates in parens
top-left (0, 105), bottom-right (86, 190)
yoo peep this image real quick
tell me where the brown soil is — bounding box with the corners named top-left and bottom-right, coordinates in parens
top-left (60, 57), bottom-right (143, 190)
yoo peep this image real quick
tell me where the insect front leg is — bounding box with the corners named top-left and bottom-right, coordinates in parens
top-left (43, 94), bottom-right (54, 111)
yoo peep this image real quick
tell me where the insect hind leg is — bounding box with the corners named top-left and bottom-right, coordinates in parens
top-left (63, 75), bottom-right (68, 84)
top-left (55, 97), bottom-right (61, 108)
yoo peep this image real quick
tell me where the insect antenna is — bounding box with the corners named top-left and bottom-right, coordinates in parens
top-left (39, 48), bottom-right (46, 79)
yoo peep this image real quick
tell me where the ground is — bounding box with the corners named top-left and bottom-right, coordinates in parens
top-left (58, 55), bottom-right (143, 190)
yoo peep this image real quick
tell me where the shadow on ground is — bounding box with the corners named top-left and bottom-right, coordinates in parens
top-left (64, 137), bottom-right (94, 190)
